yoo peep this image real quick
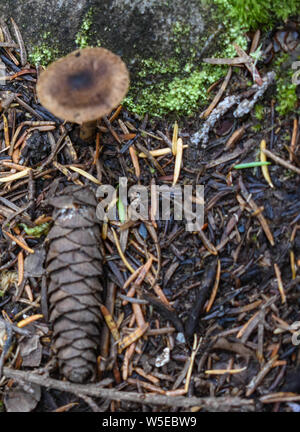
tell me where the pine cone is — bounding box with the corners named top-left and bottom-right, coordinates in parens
top-left (46, 185), bottom-right (103, 383)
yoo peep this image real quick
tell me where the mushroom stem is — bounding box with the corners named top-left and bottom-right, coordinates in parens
top-left (79, 120), bottom-right (98, 142)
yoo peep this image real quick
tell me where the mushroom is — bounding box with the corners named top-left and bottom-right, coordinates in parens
top-left (36, 47), bottom-right (129, 142)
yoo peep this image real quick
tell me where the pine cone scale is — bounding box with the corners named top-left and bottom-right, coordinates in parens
top-left (46, 186), bottom-right (103, 383)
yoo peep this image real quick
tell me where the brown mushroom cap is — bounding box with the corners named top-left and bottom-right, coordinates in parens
top-left (36, 47), bottom-right (129, 124)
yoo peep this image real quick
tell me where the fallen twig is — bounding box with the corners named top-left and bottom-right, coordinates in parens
top-left (2, 366), bottom-right (254, 410)
top-left (262, 148), bottom-right (300, 175)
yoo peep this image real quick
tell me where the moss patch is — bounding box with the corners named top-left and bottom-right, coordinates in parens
top-left (75, 7), bottom-right (99, 49)
top-left (125, 63), bottom-right (226, 117)
top-left (123, 8), bottom-right (248, 117)
top-left (213, 0), bottom-right (300, 30)
top-left (254, 104), bottom-right (265, 121)
top-left (29, 32), bottom-right (60, 66)
top-left (272, 53), bottom-right (299, 117)
top-left (124, 0), bottom-right (299, 117)
top-left (29, 7), bottom-right (101, 66)
top-left (276, 78), bottom-right (298, 116)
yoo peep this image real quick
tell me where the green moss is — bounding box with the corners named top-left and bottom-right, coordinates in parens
top-left (126, 0), bottom-right (297, 118)
top-left (272, 53), bottom-right (299, 116)
top-left (124, 11), bottom-right (248, 117)
top-left (137, 58), bottom-right (181, 78)
top-left (75, 8), bottom-right (94, 49)
top-left (276, 80), bottom-right (297, 116)
top-left (251, 123), bottom-right (262, 132)
top-left (29, 8), bottom-right (101, 66)
top-left (254, 104), bottom-right (264, 121)
top-left (29, 32), bottom-right (60, 66)
top-left (75, 7), bottom-right (103, 49)
top-left (213, 0), bottom-right (300, 30)
top-left (125, 63), bottom-right (226, 116)
top-left (251, 104), bottom-right (264, 131)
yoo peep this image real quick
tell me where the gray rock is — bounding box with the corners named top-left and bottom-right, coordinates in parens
top-left (0, 0), bottom-right (210, 60)
top-left (0, 0), bottom-right (87, 55)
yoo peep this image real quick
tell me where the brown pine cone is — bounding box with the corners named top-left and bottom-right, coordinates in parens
top-left (46, 185), bottom-right (103, 383)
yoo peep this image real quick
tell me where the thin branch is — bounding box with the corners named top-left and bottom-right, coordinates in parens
top-left (2, 367), bottom-right (254, 411)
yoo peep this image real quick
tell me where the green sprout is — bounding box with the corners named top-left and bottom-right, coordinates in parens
top-left (250, 44), bottom-right (263, 66)
top-left (234, 161), bottom-right (271, 169)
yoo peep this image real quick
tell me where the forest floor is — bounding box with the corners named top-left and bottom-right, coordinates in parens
top-left (0, 19), bottom-right (300, 412)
